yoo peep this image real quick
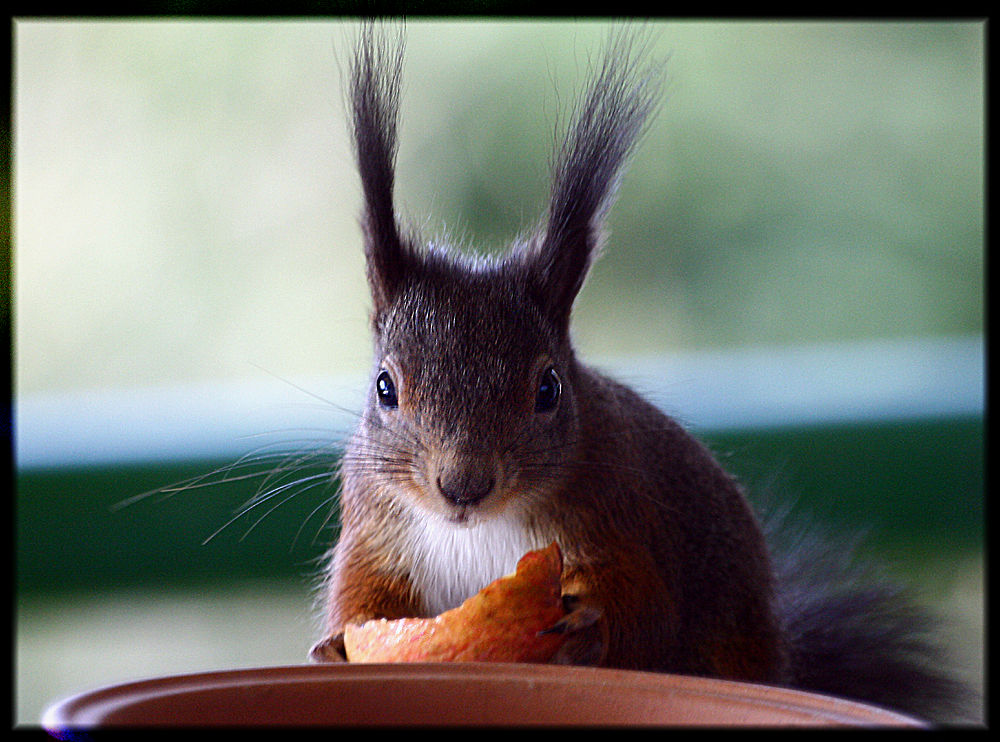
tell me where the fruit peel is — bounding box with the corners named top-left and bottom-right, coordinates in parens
top-left (344, 542), bottom-right (568, 663)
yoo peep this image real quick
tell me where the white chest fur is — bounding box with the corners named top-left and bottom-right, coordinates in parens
top-left (405, 512), bottom-right (550, 616)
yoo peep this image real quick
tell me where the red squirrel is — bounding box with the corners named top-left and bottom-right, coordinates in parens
top-left (309, 24), bottom-right (967, 721)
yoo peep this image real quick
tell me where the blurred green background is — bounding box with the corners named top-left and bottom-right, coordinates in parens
top-left (13, 20), bottom-right (983, 725)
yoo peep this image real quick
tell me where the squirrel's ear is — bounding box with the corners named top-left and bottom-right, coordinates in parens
top-left (521, 31), bottom-right (663, 332)
top-left (350, 22), bottom-right (413, 315)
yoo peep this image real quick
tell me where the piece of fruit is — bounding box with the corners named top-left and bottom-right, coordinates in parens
top-left (344, 542), bottom-right (568, 663)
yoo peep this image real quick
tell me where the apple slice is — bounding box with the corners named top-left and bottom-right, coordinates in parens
top-left (344, 542), bottom-right (568, 663)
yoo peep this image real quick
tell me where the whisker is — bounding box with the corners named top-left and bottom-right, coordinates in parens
top-left (246, 363), bottom-right (358, 413)
top-left (242, 475), bottom-right (338, 545)
top-left (201, 471), bottom-right (335, 545)
top-left (245, 446), bottom-right (338, 500)
top-left (294, 487), bottom-right (345, 549)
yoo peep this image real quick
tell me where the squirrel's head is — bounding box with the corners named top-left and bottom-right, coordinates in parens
top-left (344, 24), bottom-right (661, 526)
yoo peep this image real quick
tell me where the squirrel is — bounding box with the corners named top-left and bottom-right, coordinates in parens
top-left (308, 24), bottom-right (969, 722)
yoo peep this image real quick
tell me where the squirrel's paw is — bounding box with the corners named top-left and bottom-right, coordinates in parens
top-left (539, 594), bottom-right (601, 635)
top-left (543, 595), bottom-right (604, 666)
top-left (309, 632), bottom-right (348, 663)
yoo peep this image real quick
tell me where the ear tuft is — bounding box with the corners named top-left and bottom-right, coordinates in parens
top-left (526, 29), bottom-right (665, 331)
top-left (350, 21), bottom-right (413, 315)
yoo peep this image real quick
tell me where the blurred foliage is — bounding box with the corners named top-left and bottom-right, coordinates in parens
top-left (13, 20), bottom-right (984, 394)
top-left (392, 22), bottom-right (983, 355)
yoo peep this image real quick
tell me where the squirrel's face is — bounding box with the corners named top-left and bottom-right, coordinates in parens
top-left (345, 24), bottom-right (658, 527)
top-left (357, 260), bottom-right (580, 527)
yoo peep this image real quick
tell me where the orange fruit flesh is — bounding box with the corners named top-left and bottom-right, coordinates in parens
top-left (344, 542), bottom-right (568, 663)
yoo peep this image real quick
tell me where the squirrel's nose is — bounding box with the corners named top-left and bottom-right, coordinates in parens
top-left (436, 466), bottom-right (496, 507)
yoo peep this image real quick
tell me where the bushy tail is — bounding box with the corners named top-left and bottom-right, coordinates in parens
top-left (763, 507), bottom-right (974, 724)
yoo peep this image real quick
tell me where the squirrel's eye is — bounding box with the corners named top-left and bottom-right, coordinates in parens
top-left (535, 366), bottom-right (561, 413)
top-left (375, 369), bottom-right (398, 408)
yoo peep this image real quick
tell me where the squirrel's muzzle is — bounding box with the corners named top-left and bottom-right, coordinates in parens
top-left (435, 458), bottom-right (498, 507)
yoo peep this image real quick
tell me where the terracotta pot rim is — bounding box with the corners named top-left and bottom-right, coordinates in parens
top-left (42, 662), bottom-right (925, 728)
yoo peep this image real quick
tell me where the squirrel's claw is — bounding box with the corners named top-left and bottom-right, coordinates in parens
top-left (309, 632), bottom-right (348, 663)
top-left (545, 595), bottom-right (605, 666)
top-left (539, 595), bottom-right (602, 636)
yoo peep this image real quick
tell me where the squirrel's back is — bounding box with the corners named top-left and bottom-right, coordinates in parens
top-left (579, 370), bottom-right (972, 719)
top-left (570, 365), bottom-right (789, 679)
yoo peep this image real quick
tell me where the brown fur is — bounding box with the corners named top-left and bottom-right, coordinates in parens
top-left (309, 23), bottom-right (968, 722)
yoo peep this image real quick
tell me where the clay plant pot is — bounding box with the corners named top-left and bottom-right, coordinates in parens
top-left (42, 662), bottom-right (924, 729)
